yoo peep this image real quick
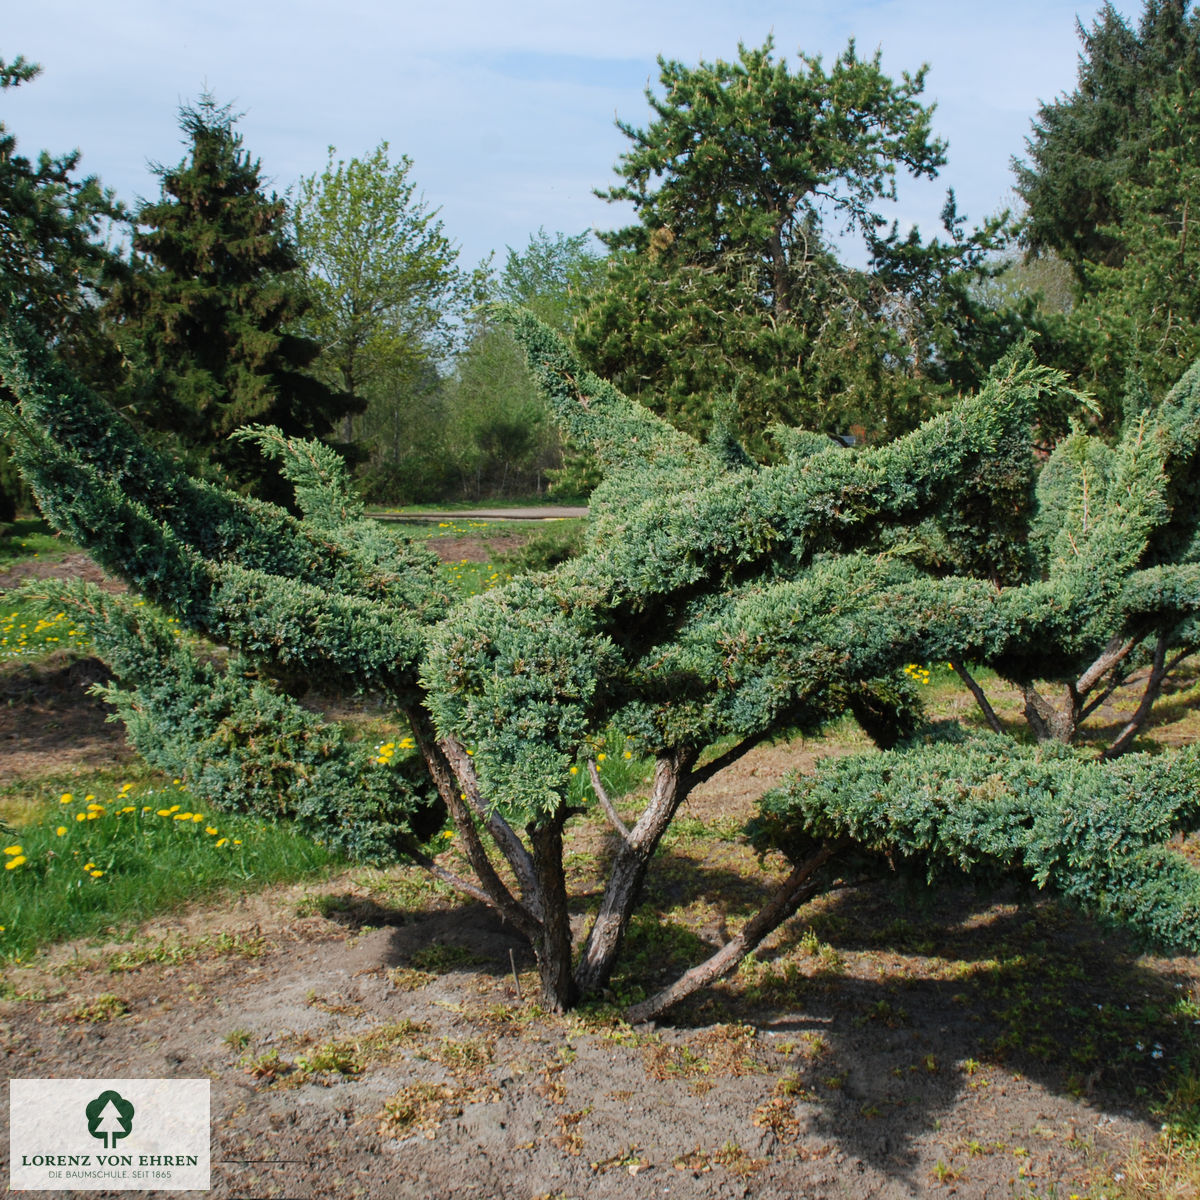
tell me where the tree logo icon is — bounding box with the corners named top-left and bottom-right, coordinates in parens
top-left (85, 1090), bottom-right (135, 1149)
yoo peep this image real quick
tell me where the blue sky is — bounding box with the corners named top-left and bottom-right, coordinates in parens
top-left (5, 0), bottom-right (1143, 273)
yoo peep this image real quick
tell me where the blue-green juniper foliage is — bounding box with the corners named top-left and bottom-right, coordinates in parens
top-left (2, 305), bottom-right (1199, 1015)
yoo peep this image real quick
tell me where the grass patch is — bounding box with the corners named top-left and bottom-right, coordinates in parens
top-left (0, 779), bottom-right (337, 962)
top-left (0, 602), bottom-right (91, 659)
top-left (0, 519), bottom-right (79, 565)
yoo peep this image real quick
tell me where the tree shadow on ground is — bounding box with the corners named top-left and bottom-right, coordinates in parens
top-left (632, 860), bottom-right (1197, 1185)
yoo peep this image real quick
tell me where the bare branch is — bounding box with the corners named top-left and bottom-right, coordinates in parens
top-left (404, 850), bottom-right (495, 907)
top-left (573, 749), bottom-right (698, 997)
top-left (626, 839), bottom-right (846, 1024)
top-left (685, 735), bottom-right (765, 790)
top-left (1103, 634), bottom-right (1169, 760)
top-left (406, 712), bottom-right (541, 942)
top-left (1076, 635), bottom-right (1138, 695)
top-left (589, 759), bottom-right (629, 842)
top-left (441, 733), bottom-right (539, 907)
top-left (949, 658), bottom-right (1003, 734)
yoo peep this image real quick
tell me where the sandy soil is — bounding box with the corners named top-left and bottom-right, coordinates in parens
top-left (1, 553), bottom-right (1197, 1200)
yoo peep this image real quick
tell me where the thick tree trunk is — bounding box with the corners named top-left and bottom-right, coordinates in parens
top-left (1021, 684), bottom-right (1077, 743)
top-left (572, 749), bottom-right (697, 998)
top-left (528, 815), bottom-right (576, 1011)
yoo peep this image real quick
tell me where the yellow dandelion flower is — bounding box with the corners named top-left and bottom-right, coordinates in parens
top-left (5, 856), bottom-right (25, 869)
top-left (167, 805), bottom-right (180, 813)
top-left (84, 794), bottom-right (95, 802)
top-left (623, 750), bottom-right (633, 759)
top-left (569, 766), bottom-right (578, 775)
top-left (3, 845), bottom-right (23, 856)
top-left (75, 813), bottom-right (87, 823)
top-left (233, 840), bottom-right (242, 846)
top-left (174, 812), bottom-right (194, 821)
top-left (55, 827), bottom-right (66, 837)
top-left (191, 814), bottom-right (204, 823)
top-left (84, 862), bottom-right (95, 870)
top-left (205, 827), bottom-right (218, 836)
top-left (60, 792), bottom-right (73, 803)
top-left (215, 838), bottom-right (228, 847)
top-left (597, 753), bottom-right (607, 762)
top-left (156, 809), bottom-right (171, 817)
top-left (119, 784), bottom-right (132, 794)
top-left (86, 812), bottom-right (100, 821)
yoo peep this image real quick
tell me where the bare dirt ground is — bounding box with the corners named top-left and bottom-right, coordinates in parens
top-left (2, 551), bottom-right (1198, 1199)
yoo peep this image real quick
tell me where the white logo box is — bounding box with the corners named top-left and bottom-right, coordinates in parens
top-left (10, 1079), bottom-right (209, 1192)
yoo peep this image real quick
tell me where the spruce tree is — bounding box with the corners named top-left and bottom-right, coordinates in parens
top-left (108, 95), bottom-right (354, 500)
top-left (1015, 0), bottom-right (1200, 280)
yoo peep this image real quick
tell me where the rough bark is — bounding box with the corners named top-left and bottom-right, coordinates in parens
top-left (528, 814), bottom-right (577, 1011)
top-left (572, 749), bottom-right (698, 998)
top-left (625, 839), bottom-right (845, 1024)
top-left (1021, 684), bottom-right (1077, 743)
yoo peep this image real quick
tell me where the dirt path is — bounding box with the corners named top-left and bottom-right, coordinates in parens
top-left (375, 507), bottom-right (588, 522)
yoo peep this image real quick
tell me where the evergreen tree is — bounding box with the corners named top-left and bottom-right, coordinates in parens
top-left (0, 55), bottom-right (123, 521)
top-left (5, 307), bottom-right (1200, 1015)
top-left (1015, 0), bottom-right (1200, 280)
top-left (577, 37), bottom-right (1009, 452)
top-left (108, 95), bottom-right (354, 499)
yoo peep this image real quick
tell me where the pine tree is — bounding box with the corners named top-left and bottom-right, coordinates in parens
top-left (577, 37), bottom-right (1010, 452)
top-left (108, 95), bottom-right (354, 500)
top-left (0, 55), bottom-right (123, 521)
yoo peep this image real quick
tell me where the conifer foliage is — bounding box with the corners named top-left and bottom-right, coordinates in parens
top-left (3, 307), bottom-right (1200, 1017)
top-left (577, 38), bottom-right (1010, 450)
top-left (108, 96), bottom-right (354, 499)
top-left (0, 56), bottom-right (123, 521)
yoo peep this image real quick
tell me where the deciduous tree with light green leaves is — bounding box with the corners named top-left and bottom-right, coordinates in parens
top-left (3, 302), bottom-right (1200, 1017)
top-left (292, 143), bottom-right (473, 446)
top-left (442, 229), bottom-right (606, 498)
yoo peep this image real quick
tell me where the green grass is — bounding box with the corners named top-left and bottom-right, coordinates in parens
top-left (0, 780), bottom-right (336, 963)
top-left (0, 518), bottom-right (80, 565)
top-left (1, 601), bottom-right (92, 659)
top-left (564, 731), bottom-right (654, 811)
